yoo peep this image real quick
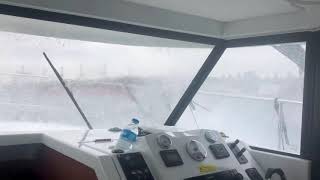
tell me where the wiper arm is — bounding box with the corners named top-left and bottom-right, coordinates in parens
top-left (42, 52), bottom-right (93, 129)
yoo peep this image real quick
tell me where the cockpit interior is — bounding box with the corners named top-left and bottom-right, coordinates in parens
top-left (0, 0), bottom-right (320, 179)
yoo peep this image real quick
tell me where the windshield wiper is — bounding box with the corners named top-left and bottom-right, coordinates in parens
top-left (42, 52), bottom-right (93, 129)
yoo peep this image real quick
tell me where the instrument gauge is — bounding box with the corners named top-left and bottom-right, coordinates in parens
top-left (186, 140), bottom-right (207, 161)
top-left (157, 134), bottom-right (172, 149)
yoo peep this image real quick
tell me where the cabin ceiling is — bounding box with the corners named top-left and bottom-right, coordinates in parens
top-left (0, 0), bottom-right (320, 41)
top-left (124, 0), bottom-right (299, 22)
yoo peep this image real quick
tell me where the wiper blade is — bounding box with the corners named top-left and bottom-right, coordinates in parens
top-left (42, 52), bottom-right (93, 129)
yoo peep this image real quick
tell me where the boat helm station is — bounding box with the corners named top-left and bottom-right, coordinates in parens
top-left (1, 0), bottom-right (320, 180)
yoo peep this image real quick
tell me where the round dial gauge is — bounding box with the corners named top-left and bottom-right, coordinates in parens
top-left (186, 140), bottom-right (207, 161)
top-left (205, 131), bottom-right (219, 143)
top-left (157, 134), bottom-right (172, 149)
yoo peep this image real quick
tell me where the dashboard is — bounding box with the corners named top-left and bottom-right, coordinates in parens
top-left (0, 128), bottom-right (307, 180)
top-left (107, 129), bottom-right (265, 180)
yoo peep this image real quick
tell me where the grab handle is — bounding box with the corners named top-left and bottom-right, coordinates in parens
top-left (265, 168), bottom-right (287, 180)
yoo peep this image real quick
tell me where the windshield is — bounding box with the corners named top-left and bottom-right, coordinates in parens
top-left (177, 42), bottom-right (306, 154)
top-left (0, 30), bottom-right (213, 131)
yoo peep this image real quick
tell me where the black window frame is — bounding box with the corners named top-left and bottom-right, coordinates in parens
top-left (0, 3), bottom-right (319, 163)
top-left (167, 32), bottom-right (313, 159)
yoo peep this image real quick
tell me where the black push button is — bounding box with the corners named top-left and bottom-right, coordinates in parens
top-left (246, 168), bottom-right (263, 180)
top-left (117, 152), bottom-right (155, 180)
top-left (209, 144), bottom-right (230, 159)
top-left (160, 149), bottom-right (184, 167)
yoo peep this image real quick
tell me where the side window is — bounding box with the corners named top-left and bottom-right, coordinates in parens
top-left (178, 42), bottom-right (306, 154)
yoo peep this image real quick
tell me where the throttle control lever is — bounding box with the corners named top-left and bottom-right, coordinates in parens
top-left (265, 168), bottom-right (287, 180)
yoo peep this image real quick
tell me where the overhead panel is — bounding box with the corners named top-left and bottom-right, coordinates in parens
top-left (124, 0), bottom-right (299, 22)
top-left (0, 14), bottom-right (212, 47)
top-left (0, 0), bottom-right (224, 38)
top-left (0, 0), bottom-right (319, 39)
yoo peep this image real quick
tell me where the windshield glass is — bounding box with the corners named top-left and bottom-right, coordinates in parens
top-left (177, 42), bottom-right (306, 154)
top-left (0, 30), bottom-right (213, 131)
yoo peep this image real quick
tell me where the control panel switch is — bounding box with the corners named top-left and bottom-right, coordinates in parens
top-left (227, 141), bottom-right (248, 164)
top-left (237, 148), bottom-right (246, 157)
top-left (230, 139), bottom-right (240, 149)
top-left (117, 152), bottom-right (155, 180)
top-left (246, 168), bottom-right (263, 180)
